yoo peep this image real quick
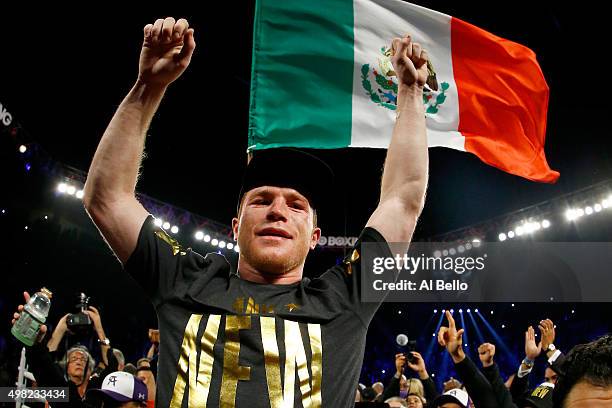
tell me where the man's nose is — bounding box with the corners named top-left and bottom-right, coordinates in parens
top-left (266, 198), bottom-right (288, 221)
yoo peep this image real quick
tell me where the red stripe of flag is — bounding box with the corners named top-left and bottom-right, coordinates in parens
top-left (451, 17), bottom-right (559, 183)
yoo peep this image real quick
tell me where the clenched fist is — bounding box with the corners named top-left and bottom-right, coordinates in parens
top-left (390, 34), bottom-right (428, 89)
top-left (138, 17), bottom-right (196, 86)
top-left (478, 343), bottom-right (496, 367)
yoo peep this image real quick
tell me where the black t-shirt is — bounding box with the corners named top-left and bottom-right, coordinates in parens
top-left (125, 216), bottom-right (392, 408)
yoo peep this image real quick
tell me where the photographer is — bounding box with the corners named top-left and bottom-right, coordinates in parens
top-left (11, 291), bottom-right (119, 406)
top-left (380, 351), bottom-right (438, 405)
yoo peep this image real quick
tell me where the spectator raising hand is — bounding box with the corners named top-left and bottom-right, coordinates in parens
top-left (406, 351), bottom-right (430, 380)
top-left (477, 343), bottom-right (495, 368)
top-left (438, 310), bottom-right (465, 363)
top-left (525, 326), bottom-right (542, 361)
top-left (11, 291), bottom-right (48, 344)
top-left (394, 353), bottom-right (406, 377)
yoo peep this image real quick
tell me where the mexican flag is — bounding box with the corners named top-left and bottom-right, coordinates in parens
top-left (248, 0), bottom-right (559, 183)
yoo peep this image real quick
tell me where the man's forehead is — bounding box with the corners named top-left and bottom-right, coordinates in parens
top-left (246, 186), bottom-right (310, 201)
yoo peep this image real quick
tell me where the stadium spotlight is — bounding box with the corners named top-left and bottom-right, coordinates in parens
top-left (162, 222), bottom-right (170, 230)
top-left (195, 231), bottom-right (204, 240)
top-left (204, 234), bottom-right (211, 242)
top-left (542, 219), bottom-right (551, 228)
top-left (498, 233), bottom-right (507, 241)
top-left (76, 190), bottom-right (84, 199)
top-left (19, 145), bottom-right (27, 153)
top-left (211, 239), bottom-right (219, 246)
top-left (170, 226), bottom-right (179, 234)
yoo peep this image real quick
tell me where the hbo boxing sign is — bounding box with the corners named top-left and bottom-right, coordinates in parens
top-left (318, 235), bottom-right (358, 248)
top-left (0, 101), bottom-right (12, 126)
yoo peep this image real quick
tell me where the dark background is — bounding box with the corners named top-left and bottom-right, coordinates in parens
top-left (1, 0), bottom-right (612, 390)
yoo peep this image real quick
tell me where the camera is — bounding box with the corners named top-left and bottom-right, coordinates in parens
top-left (405, 339), bottom-right (418, 365)
top-left (67, 293), bottom-right (92, 329)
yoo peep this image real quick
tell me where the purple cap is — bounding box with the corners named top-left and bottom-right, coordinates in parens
top-left (87, 371), bottom-right (148, 403)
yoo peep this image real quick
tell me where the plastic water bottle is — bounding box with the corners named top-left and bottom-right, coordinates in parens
top-left (11, 288), bottom-right (52, 346)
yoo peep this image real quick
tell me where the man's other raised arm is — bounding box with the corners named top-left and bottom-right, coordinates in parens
top-left (83, 18), bottom-right (195, 263)
top-left (366, 35), bottom-right (428, 248)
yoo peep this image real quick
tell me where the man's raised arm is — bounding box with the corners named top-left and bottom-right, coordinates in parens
top-left (83, 18), bottom-right (195, 263)
top-left (366, 34), bottom-right (428, 246)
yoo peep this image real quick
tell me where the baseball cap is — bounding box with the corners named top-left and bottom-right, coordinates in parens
top-left (523, 382), bottom-right (554, 408)
top-left (87, 371), bottom-right (148, 403)
top-left (237, 148), bottom-right (334, 219)
top-left (432, 388), bottom-right (469, 408)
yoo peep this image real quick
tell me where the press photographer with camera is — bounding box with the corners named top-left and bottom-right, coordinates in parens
top-left (11, 291), bottom-right (123, 406)
top-left (379, 350), bottom-right (439, 405)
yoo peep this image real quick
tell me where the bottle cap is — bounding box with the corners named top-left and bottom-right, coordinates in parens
top-left (41, 287), bottom-right (53, 299)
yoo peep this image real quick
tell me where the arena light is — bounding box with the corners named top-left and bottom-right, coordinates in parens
top-left (501, 324), bottom-right (505, 328)
top-left (204, 234), bottom-right (211, 243)
top-left (19, 145), bottom-right (27, 153)
top-left (474, 309), bottom-right (479, 313)
top-left (576, 208), bottom-right (585, 217)
top-left (467, 309), bottom-right (471, 313)
top-left (515, 226), bottom-right (524, 236)
top-left (565, 209), bottom-right (577, 221)
top-left (459, 309), bottom-right (463, 313)
top-left (154, 218), bottom-right (163, 227)
top-left (211, 238), bottom-right (219, 246)
top-left (442, 249), bottom-right (449, 256)
top-left (162, 222), bottom-right (170, 230)
top-left (234, 245), bottom-right (240, 253)
top-left (585, 206), bottom-right (594, 215)
top-left (195, 231), bottom-right (204, 240)
top-left (458, 245), bottom-right (465, 253)
top-left (498, 233), bottom-right (507, 241)
top-left (219, 241), bottom-right (226, 249)
top-left (57, 183), bottom-right (67, 193)
top-left (603, 199), bottom-right (610, 209)
top-left (76, 190), bottom-right (84, 199)
top-left (66, 186), bottom-right (76, 195)
top-left (595, 204), bottom-right (602, 212)
top-left (465, 243), bottom-right (472, 250)
top-left (507, 230), bottom-right (515, 239)
top-left (170, 226), bottom-right (179, 234)
top-left (449, 248), bottom-right (456, 255)
top-left (542, 219), bottom-right (551, 228)
top-left (227, 243), bottom-right (234, 250)
top-left (433, 309), bottom-right (438, 313)
top-left (433, 250), bottom-right (442, 258)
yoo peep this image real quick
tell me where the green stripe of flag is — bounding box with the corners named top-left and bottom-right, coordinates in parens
top-left (248, 0), bottom-right (355, 150)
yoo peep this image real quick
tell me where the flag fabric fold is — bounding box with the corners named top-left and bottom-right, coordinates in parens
top-left (248, 0), bottom-right (559, 183)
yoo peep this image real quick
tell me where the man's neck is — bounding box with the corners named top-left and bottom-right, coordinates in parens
top-left (238, 259), bottom-right (304, 285)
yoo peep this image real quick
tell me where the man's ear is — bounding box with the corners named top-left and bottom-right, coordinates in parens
top-left (310, 227), bottom-right (321, 250)
top-left (232, 217), bottom-right (239, 241)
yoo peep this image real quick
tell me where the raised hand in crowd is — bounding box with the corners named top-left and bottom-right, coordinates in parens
top-left (438, 310), bottom-right (465, 363)
top-left (394, 352), bottom-right (406, 377)
top-left (406, 351), bottom-right (430, 380)
top-left (477, 342), bottom-right (495, 368)
top-left (47, 313), bottom-right (70, 352)
top-left (524, 326), bottom-right (541, 362)
top-left (11, 291), bottom-right (47, 345)
top-left (85, 306), bottom-right (111, 366)
top-left (539, 318), bottom-right (556, 356)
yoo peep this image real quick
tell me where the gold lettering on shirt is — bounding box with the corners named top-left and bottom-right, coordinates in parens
top-left (232, 298), bottom-right (244, 314)
top-left (169, 314), bottom-right (203, 408)
top-left (245, 297), bottom-right (260, 314)
top-left (190, 314), bottom-right (221, 407)
top-left (285, 320), bottom-right (320, 408)
top-left (261, 317), bottom-right (283, 408)
top-left (220, 315), bottom-right (252, 407)
top-left (307, 323), bottom-right (323, 407)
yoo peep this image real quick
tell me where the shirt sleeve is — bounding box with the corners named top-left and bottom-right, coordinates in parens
top-left (123, 215), bottom-right (211, 308)
top-left (316, 226), bottom-right (394, 327)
